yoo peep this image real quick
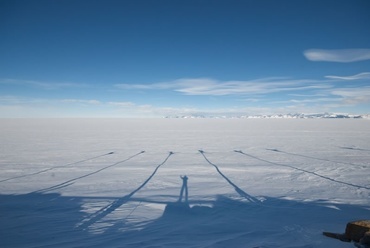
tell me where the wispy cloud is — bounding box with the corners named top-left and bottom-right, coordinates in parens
top-left (0, 95), bottom-right (47, 105)
top-left (61, 99), bottom-right (101, 105)
top-left (2, 72), bottom-right (369, 117)
top-left (303, 49), bottom-right (370, 62)
top-left (116, 77), bottom-right (331, 96)
top-left (325, 72), bottom-right (370, 80)
top-left (331, 87), bottom-right (370, 104)
top-left (107, 101), bottom-right (135, 107)
top-left (287, 98), bottom-right (341, 104)
top-left (115, 78), bottom-right (217, 91)
top-left (106, 101), bottom-right (275, 117)
top-left (0, 96), bottom-right (103, 106)
top-left (0, 78), bottom-right (87, 89)
top-left (0, 96), bottom-right (105, 117)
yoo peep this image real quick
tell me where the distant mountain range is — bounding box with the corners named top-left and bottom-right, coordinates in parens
top-left (164, 113), bottom-right (370, 119)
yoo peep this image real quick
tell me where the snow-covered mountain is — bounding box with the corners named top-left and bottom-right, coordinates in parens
top-left (165, 113), bottom-right (367, 119)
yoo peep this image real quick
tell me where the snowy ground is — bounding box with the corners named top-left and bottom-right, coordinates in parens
top-left (0, 119), bottom-right (369, 248)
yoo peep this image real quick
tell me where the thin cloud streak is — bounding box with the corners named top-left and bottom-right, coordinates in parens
top-left (108, 101), bottom-right (135, 107)
top-left (0, 94), bottom-right (368, 118)
top-left (116, 78), bottom-right (332, 96)
top-left (62, 99), bottom-right (101, 105)
top-left (288, 98), bottom-right (341, 104)
top-left (0, 78), bottom-right (88, 90)
top-left (325, 72), bottom-right (370, 80)
top-left (2, 73), bottom-right (370, 117)
top-left (331, 87), bottom-right (370, 104)
top-left (303, 49), bottom-right (370, 62)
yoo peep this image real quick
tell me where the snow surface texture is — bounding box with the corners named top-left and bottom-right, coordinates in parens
top-left (0, 119), bottom-right (369, 248)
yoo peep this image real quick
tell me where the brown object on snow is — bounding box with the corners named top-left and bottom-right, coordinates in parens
top-left (345, 220), bottom-right (370, 243)
top-left (323, 220), bottom-right (370, 247)
top-left (361, 232), bottom-right (370, 245)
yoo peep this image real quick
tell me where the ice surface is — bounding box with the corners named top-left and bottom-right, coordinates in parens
top-left (0, 119), bottom-right (369, 247)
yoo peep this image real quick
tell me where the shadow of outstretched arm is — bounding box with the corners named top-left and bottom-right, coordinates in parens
top-left (235, 150), bottom-right (370, 190)
top-left (0, 151), bottom-right (116, 183)
top-left (34, 151), bottom-right (145, 194)
top-left (77, 152), bottom-right (174, 230)
top-left (199, 150), bottom-right (258, 203)
top-left (266, 148), bottom-right (367, 169)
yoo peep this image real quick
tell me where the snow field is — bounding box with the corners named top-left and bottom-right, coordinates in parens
top-left (0, 118), bottom-right (370, 247)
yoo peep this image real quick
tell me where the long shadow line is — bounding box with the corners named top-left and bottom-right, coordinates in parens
top-left (77, 151), bottom-right (174, 230)
top-left (0, 151), bottom-right (115, 183)
top-left (199, 150), bottom-right (258, 202)
top-left (235, 150), bottom-right (370, 190)
top-left (339, 146), bottom-right (370, 152)
top-left (33, 151), bottom-right (146, 194)
top-left (266, 148), bottom-right (368, 169)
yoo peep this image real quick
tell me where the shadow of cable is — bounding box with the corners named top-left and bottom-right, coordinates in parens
top-left (266, 148), bottom-right (367, 169)
top-left (77, 152), bottom-right (174, 230)
top-left (338, 146), bottom-right (370, 152)
top-left (199, 150), bottom-right (258, 202)
top-left (0, 151), bottom-right (115, 183)
top-left (235, 150), bottom-right (370, 190)
top-left (34, 151), bottom-right (145, 194)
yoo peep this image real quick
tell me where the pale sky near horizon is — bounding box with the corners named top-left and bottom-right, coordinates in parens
top-left (1, 0), bottom-right (370, 117)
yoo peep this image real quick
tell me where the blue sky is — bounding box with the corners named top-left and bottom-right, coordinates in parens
top-left (1, 0), bottom-right (370, 117)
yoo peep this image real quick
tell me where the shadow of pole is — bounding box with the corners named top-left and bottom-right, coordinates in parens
top-left (0, 151), bottom-right (116, 183)
top-left (235, 150), bottom-right (370, 190)
top-left (33, 151), bottom-right (146, 194)
top-left (77, 151), bottom-right (174, 230)
top-left (198, 150), bottom-right (258, 202)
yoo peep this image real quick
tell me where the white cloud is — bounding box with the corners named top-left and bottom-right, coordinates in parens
top-left (0, 95), bottom-right (25, 104)
top-left (0, 95), bottom-right (47, 105)
top-left (62, 99), bottom-right (101, 105)
top-left (106, 98), bottom-right (353, 117)
top-left (116, 78), bottom-right (331, 96)
top-left (331, 87), bottom-right (370, 97)
top-left (303, 49), bottom-right (370, 62)
top-left (325, 72), bottom-right (370, 80)
top-left (115, 78), bottom-right (217, 91)
top-left (107, 101), bottom-right (135, 107)
top-left (0, 78), bottom-right (87, 89)
top-left (2, 73), bottom-right (369, 117)
top-left (330, 87), bottom-right (370, 104)
top-left (104, 99), bottom-right (274, 117)
top-left (287, 98), bottom-right (341, 104)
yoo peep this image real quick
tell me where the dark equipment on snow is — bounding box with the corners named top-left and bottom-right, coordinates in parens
top-left (323, 220), bottom-right (370, 247)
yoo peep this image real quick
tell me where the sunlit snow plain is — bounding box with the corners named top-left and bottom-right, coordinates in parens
top-left (1, 119), bottom-right (369, 248)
